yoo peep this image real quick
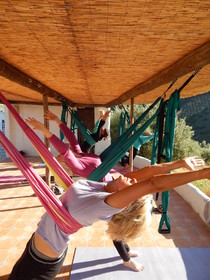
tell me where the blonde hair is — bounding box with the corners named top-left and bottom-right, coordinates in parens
top-left (106, 195), bottom-right (152, 242)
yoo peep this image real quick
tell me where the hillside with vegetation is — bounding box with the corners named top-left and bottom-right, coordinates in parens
top-left (178, 91), bottom-right (210, 144)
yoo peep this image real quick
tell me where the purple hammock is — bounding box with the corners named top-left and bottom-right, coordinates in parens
top-left (0, 91), bottom-right (72, 190)
top-left (0, 130), bottom-right (82, 233)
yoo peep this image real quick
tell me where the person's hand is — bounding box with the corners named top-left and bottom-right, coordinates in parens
top-left (144, 131), bottom-right (152, 136)
top-left (114, 175), bottom-right (137, 191)
top-left (105, 175), bottom-right (137, 193)
top-left (44, 110), bottom-right (61, 124)
top-left (99, 111), bottom-right (103, 119)
top-left (25, 117), bottom-right (52, 138)
top-left (183, 156), bottom-right (205, 171)
top-left (102, 110), bottom-right (110, 121)
top-left (25, 117), bottom-right (45, 132)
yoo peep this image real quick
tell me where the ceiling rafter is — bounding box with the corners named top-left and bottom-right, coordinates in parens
top-left (107, 41), bottom-right (210, 107)
top-left (0, 59), bottom-right (75, 107)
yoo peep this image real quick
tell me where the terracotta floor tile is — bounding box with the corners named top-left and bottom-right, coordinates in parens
top-left (172, 237), bottom-right (192, 247)
top-left (156, 238), bottom-right (177, 247)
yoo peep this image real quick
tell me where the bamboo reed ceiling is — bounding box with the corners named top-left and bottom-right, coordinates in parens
top-left (0, 0), bottom-right (209, 107)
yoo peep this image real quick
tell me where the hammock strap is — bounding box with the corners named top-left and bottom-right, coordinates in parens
top-left (151, 90), bottom-right (181, 233)
top-left (0, 130), bottom-right (82, 234)
top-left (92, 119), bottom-right (100, 133)
top-left (178, 68), bottom-right (201, 93)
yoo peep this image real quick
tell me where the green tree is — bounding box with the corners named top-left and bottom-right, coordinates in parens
top-left (110, 105), bottom-right (207, 162)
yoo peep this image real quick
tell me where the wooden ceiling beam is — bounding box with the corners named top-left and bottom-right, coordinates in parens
top-left (0, 100), bottom-right (60, 106)
top-left (107, 41), bottom-right (210, 107)
top-left (0, 59), bottom-right (75, 107)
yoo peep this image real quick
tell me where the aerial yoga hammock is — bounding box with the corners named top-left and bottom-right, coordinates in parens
top-left (150, 68), bottom-right (202, 233)
top-left (69, 107), bottom-right (101, 137)
top-left (0, 130), bottom-right (82, 234)
top-left (117, 105), bottom-right (154, 167)
top-left (69, 109), bottom-right (96, 147)
top-left (0, 91), bottom-right (72, 191)
top-left (118, 107), bottom-right (130, 136)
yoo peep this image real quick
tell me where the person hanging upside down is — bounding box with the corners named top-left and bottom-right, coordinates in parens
top-left (8, 156), bottom-right (210, 279)
top-left (25, 114), bottom-right (113, 182)
top-left (80, 109), bottom-right (110, 153)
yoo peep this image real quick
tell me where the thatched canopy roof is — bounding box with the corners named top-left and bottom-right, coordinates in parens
top-left (0, 1), bottom-right (209, 107)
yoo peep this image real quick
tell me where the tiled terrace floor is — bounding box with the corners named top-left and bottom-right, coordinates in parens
top-left (0, 157), bottom-right (209, 280)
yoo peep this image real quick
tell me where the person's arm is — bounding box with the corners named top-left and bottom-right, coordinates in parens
top-left (105, 158), bottom-right (208, 209)
top-left (25, 117), bottom-right (71, 156)
top-left (125, 157), bottom-right (205, 182)
top-left (44, 110), bottom-right (83, 154)
top-left (101, 110), bottom-right (110, 121)
top-left (59, 123), bottom-right (83, 154)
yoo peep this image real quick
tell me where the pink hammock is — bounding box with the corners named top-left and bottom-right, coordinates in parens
top-left (0, 175), bottom-right (26, 184)
top-left (0, 91), bottom-right (73, 189)
top-left (0, 130), bottom-right (82, 234)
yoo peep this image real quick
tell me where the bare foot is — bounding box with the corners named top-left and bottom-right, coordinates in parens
top-left (128, 250), bottom-right (140, 258)
top-left (122, 164), bottom-right (129, 171)
top-left (123, 259), bottom-right (145, 272)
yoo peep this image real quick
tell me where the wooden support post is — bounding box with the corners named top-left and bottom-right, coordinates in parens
top-left (43, 95), bottom-right (51, 186)
top-left (129, 98), bottom-right (134, 172)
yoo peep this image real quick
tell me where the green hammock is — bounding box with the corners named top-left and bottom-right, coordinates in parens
top-left (60, 101), bottom-right (68, 141)
top-left (133, 134), bottom-right (154, 150)
top-left (151, 90), bottom-right (181, 233)
top-left (70, 111), bottom-right (100, 135)
top-left (118, 108), bottom-right (154, 152)
top-left (100, 96), bottom-right (161, 162)
top-left (69, 110), bottom-right (96, 146)
top-left (118, 111), bottom-right (130, 136)
top-left (92, 119), bottom-right (100, 133)
top-left (87, 98), bottom-right (162, 182)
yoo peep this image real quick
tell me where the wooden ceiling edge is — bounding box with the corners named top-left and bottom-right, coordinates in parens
top-left (107, 40), bottom-right (210, 107)
top-left (0, 100), bottom-right (61, 106)
top-left (0, 58), bottom-right (75, 107)
top-left (0, 100), bottom-right (109, 108)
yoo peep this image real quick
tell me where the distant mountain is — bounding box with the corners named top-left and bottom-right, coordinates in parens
top-left (178, 91), bottom-right (210, 144)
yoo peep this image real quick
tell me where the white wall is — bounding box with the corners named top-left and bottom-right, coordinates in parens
top-left (4, 105), bottom-right (62, 156)
top-left (134, 156), bottom-right (210, 227)
top-left (175, 183), bottom-right (210, 227)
